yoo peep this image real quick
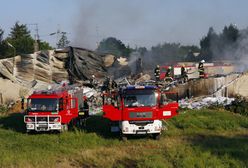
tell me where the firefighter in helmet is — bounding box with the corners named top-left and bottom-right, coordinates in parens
top-left (181, 64), bottom-right (188, 83)
top-left (102, 76), bottom-right (111, 92)
top-left (136, 58), bottom-right (143, 74)
top-left (83, 96), bottom-right (89, 117)
top-left (198, 60), bottom-right (205, 78)
top-left (154, 65), bottom-right (160, 83)
top-left (164, 66), bottom-right (173, 82)
top-left (166, 66), bottom-right (172, 78)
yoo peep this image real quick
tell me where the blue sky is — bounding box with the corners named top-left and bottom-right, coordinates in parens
top-left (1, 0), bottom-right (248, 49)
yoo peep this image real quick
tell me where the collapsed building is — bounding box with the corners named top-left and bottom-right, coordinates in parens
top-left (0, 47), bottom-right (137, 104)
top-left (0, 46), bottom-right (248, 106)
top-left (0, 47), bottom-right (108, 104)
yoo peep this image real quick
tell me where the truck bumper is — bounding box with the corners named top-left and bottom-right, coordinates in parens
top-left (26, 123), bottom-right (62, 131)
top-left (24, 115), bottom-right (62, 132)
top-left (120, 120), bottom-right (162, 135)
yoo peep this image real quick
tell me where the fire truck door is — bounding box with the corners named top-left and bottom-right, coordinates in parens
top-left (68, 98), bottom-right (78, 115)
top-left (102, 94), bottom-right (122, 121)
top-left (158, 92), bottom-right (178, 119)
top-left (103, 105), bottom-right (122, 121)
top-left (158, 102), bottom-right (178, 119)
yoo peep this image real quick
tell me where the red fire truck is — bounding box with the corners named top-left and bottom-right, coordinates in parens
top-left (24, 87), bottom-right (88, 132)
top-left (102, 85), bottom-right (179, 140)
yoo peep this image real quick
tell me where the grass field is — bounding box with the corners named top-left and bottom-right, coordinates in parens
top-left (0, 109), bottom-right (248, 168)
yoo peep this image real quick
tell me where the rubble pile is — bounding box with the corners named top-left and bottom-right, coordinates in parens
top-left (0, 47), bottom-right (107, 103)
top-left (103, 55), bottom-right (131, 79)
top-left (179, 96), bottom-right (235, 109)
top-left (69, 47), bottom-right (107, 80)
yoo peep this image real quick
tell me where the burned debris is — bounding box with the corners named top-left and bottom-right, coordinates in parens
top-left (0, 46), bottom-right (247, 114)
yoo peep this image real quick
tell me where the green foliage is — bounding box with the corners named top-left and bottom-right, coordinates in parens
top-left (39, 41), bottom-right (53, 50)
top-left (0, 22), bottom-right (53, 58)
top-left (200, 24), bottom-right (240, 61)
top-left (0, 27), bottom-right (3, 42)
top-left (0, 105), bottom-right (8, 114)
top-left (137, 47), bottom-right (147, 57)
top-left (225, 97), bottom-right (248, 116)
top-left (97, 37), bottom-right (132, 57)
top-left (168, 109), bottom-right (248, 133)
top-left (0, 27), bottom-right (8, 58)
top-left (0, 109), bottom-right (248, 167)
top-left (6, 22), bottom-right (35, 55)
top-left (56, 32), bottom-right (70, 49)
top-left (182, 46), bottom-right (201, 61)
top-left (147, 42), bottom-right (200, 66)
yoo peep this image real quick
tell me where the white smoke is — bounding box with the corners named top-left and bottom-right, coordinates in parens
top-left (210, 27), bottom-right (248, 72)
top-left (128, 51), bottom-right (141, 74)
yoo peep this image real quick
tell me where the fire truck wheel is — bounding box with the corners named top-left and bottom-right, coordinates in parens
top-left (152, 133), bottom-right (160, 140)
top-left (26, 130), bottom-right (34, 134)
top-left (120, 134), bottom-right (128, 141)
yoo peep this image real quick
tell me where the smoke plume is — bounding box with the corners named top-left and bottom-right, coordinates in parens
top-left (210, 27), bottom-right (248, 72)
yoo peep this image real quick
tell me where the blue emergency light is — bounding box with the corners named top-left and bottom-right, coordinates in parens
top-left (125, 85), bottom-right (157, 90)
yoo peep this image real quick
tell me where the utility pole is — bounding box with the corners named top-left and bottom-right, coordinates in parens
top-left (28, 23), bottom-right (39, 52)
top-left (50, 25), bottom-right (62, 48)
top-left (96, 26), bottom-right (99, 48)
top-left (50, 26), bottom-right (70, 49)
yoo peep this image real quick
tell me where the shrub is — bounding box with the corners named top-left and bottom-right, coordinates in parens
top-left (0, 105), bottom-right (8, 114)
top-left (225, 97), bottom-right (248, 116)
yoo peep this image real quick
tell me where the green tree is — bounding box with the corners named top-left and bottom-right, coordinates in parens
top-left (200, 27), bottom-right (218, 61)
top-left (137, 47), bottom-right (147, 57)
top-left (97, 37), bottom-right (132, 57)
top-left (6, 22), bottom-right (34, 55)
top-left (0, 27), bottom-right (3, 42)
top-left (150, 42), bottom-right (186, 62)
top-left (0, 27), bottom-right (6, 58)
top-left (222, 24), bottom-right (239, 43)
top-left (200, 24), bottom-right (240, 61)
top-left (39, 41), bottom-right (53, 50)
top-left (57, 32), bottom-right (70, 48)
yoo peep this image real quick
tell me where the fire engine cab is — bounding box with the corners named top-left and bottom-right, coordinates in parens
top-left (102, 85), bottom-right (179, 140)
top-left (24, 86), bottom-right (88, 133)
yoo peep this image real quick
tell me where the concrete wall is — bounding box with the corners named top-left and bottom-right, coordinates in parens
top-left (170, 73), bottom-right (241, 98)
top-left (227, 73), bottom-right (248, 97)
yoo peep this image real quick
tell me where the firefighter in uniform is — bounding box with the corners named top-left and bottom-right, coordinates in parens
top-left (164, 66), bottom-right (173, 82)
top-left (83, 96), bottom-right (89, 117)
top-left (166, 66), bottom-right (172, 78)
top-left (198, 60), bottom-right (205, 78)
top-left (154, 65), bottom-right (160, 84)
top-left (181, 64), bottom-right (188, 83)
top-left (136, 58), bottom-right (143, 74)
top-left (102, 77), bottom-right (111, 92)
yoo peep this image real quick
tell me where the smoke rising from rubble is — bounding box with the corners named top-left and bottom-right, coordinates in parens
top-left (232, 29), bottom-right (248, 71)
top-left (72, 1), bottom-right (225, 50)
top-left (72, 0), bottom-right (146, 50)
top-left (72, 1), bottom-right (248, 73)
top-left (210, 28), bottom-right (248, 72)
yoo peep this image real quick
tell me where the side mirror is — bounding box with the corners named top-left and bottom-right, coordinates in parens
top-left (114, 101), bottom-right (118, 108)
top-left (176, 93), bottom-right (179, 103)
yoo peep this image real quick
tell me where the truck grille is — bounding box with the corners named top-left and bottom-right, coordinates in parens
top-left (37, 117), bottom-right (48, 122)
top-left (129, 112), bottom-right (152, 119)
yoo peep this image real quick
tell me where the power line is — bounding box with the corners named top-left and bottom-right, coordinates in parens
top-left (27, 23), bottom-right (39, 52)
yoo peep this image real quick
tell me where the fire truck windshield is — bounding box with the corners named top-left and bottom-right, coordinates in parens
top-left (27, 98), bottom-right (58, 112)
top-left (124, 90), bottom-right (157, 107)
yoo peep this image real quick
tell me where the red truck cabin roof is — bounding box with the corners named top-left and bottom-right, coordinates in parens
top-left (28, 90), bottom-right (69, 99)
